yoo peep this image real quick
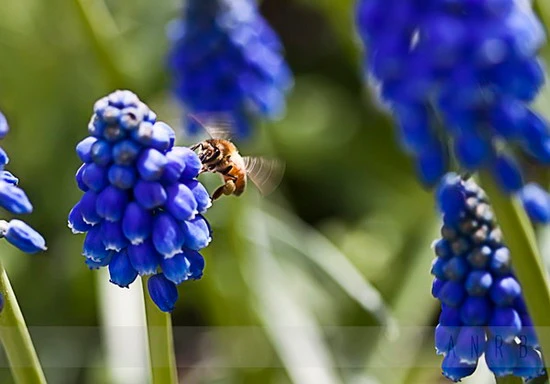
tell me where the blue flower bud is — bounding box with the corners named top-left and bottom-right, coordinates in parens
top-left (439, 304), bottom-right (461, 326)
top-left (465, 271), bottom-right (493, 296)
top-left (466, 246), bottom-right (492, 268)
top-left (119, 107), bottom-right (145, 131)
top-left (162, 147), bottom-right (192, 184)
top-left (490, 97), bottom-right (528, 138)
top-left (137, 148), bottom-right (168, 181)
top-left (108, 164), bottom-right (137, 190)
top-left (519, 183), bottom-right (550, 223)
top-left (76, 137), bottom-right (98, 163)
top-left (91, 140), bottom-right (113, 166)
top-left (68, 203), bottom-right (94, 233)
top-left (454, 133), bottom-right (491, 170)
top-left (83, 226), bottom-right (110, 262)
top-left (85, 251), bottom-right (113, 269)
top-left (518, 314), bottom-right (539, 348)
top-left (165, 184), bottom-right (198, 221)
top-left (127, 240), bottom-right (159, 275)
top-left (160, 252), bottom-right (190, 284)
top-left (103, 124), bottom-right (126, 142)
top-left (108, 249), bottom-right (138, 288)
top-left (435, 324), bottom-right (459, 356)
top-left (460, 297), bottom-right (491, 326)
top-left (148, 273), bottom-right (178, 313)
top-left (180, 215), bottom-right (211, 251)
top-left (134, 181), bottom-right (167, 209)
top-left (394, 104), bottom-right (433, 154)
top-left (513, 348), bottom-right (544, 380)
top-left (431, 257), bottom-right (446, 279)
top-left (454, 327), bottom-right (486, 364)
top-left (2, 171), bottom-right (18, 186)
top-left (433, 239), bottom-right (452, 259)
top-left (154, 122), bottom-right (176, 149)
top-left (96, 185), bottom-right (128, 222)
top-left (122, 202), bottom-right (152, 245)
top-left (81, 163), bottom-right (108, 192)
top-left (491, 154), bottom-right (523, 193)
top-left (112, 139), bottom-right (141, 165)
top-left (485, 337), bottom-right (517, 377)
top-left (100, 221), bottom-right (128, 251)
top-left (432, 278), bottom-right (445, 298)
top-left (0, 183), bottom-right (33, 214)
top-left (490, 277), bottom-right (521, 306)
top-left (132, 122), bottom-right (162, 147)
top-left (100, 106), bottom-right (121, 124)
top-left (143, 122), bottom-right (172, 152)
top-left (152, 213), bottom-right (185, 258)
top-left (79, 190), bottom-right (102, 225)
top-left (0, 147), bottom-right (9, 167)
top-left (178, 148), bottom-right (202, 180)
top-left (443, 256), bottom-right (469, 281)
top-left (4, 219), bottom-right (46, 253)
top-left (75, 164), bottom-right (88, 191)
top-left (416, 144), bottom-right (447, 187)
top-left (186, 180), bottom-right (211, 213)
top-left (489, 308), bottom-right (522, 343)
top-left (441, 350), bottom-right (477, 381)
top-left (0, 112), bottom-right (8, 139)
top-left (490, 247), bottom-right (511, 275)
top-left (439, 281), bottom-right (466, 307)
top-left (88, 115), bottom-right (105, 137)
top-left (183, 249), bottom-right (205, 279)
top-left (145, 110), bottom-right (157, 123)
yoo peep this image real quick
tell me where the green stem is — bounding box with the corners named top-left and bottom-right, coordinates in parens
top-left (480, 174), bottom-right (550, 370)
top-left (0, 261), bottom-right (46, 384)
top-left (141, 276), bottom-right (178, 384)
top-left (496, 375), bottom-right (523, 384)
top-left (73, 0), bottom-right (127, 89)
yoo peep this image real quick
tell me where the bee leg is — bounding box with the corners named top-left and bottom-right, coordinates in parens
top-left (190, 143), bottom-right (203, 151)
top-left (212, 180), bottom-right (236, 200)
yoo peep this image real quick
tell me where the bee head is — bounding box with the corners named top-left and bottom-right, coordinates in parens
top-left (192, 140), bottom-right (221, 164)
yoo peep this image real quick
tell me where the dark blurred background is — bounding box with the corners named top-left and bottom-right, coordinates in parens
top-left (0, 0), bottom-right (506, 383)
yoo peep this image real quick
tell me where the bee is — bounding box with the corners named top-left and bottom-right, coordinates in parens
top-left (189, 115), bottom-right (284, 200)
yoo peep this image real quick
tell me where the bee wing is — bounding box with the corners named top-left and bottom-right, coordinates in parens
top-left (187, 113), bottom-right (234, 140)
top-left (243, 156), bottom-right (285, 196)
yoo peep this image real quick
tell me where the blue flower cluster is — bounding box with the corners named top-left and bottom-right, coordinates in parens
top-left (68, 90), bottom-right (212, 312)
top-left (168, 0), bottom-right (293, 137)
top-left (0, 112), bottom-right (46, 254)
top-left (432, 174), bottom-right (544, 381)
top-left (355, 0), bottom-right (550, 221)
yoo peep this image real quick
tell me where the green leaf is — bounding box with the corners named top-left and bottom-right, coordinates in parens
top-left (240, 201), bottom-right (343, 384)
top-left (260, 202), bottom-right (395, 331)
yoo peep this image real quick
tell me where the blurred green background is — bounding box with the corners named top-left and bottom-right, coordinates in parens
top-left (1, 0), bottom-right (541, 383)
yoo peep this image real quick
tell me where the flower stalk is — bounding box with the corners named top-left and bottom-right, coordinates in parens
top-left (480, 173), bottom-right (550, 370)
top-left (0, 260), bottom-right (46, 384)
top-left (142, 275), bottom-right (178, 384)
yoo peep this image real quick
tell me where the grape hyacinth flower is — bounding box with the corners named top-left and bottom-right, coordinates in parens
top-left (355, 0), bottom-right (550, 222)
top-left (432, 174), bottom-right (544, 381)
top-left (168, 0), bottom-right (293, 137)
top-left (0, 112), bottom-right (46, 254)
top-left (68, 90), bottom-right (212, 312)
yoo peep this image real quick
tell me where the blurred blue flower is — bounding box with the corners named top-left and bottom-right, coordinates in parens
top-left (168, 0), bottom-right (293, 137)
top-left (68, 90), bottom-right (212, 312)
top-left (432, 174), bottom-right (544, 381)
top-left (0, 112), bottom-right (46, 254)
top-left (356, 0), bottom-right (550, 222)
